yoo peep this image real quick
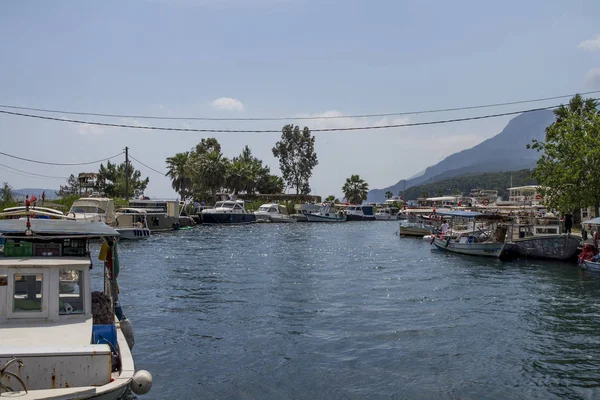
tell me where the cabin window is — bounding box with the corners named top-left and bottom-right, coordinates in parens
top-left (59, 269), bottom-right (84, 315)
top-left (13, 273), bottom-right (43, 312)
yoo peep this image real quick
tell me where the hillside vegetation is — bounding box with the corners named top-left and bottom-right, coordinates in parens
top-left (402, 169), bottom-right (536, 200)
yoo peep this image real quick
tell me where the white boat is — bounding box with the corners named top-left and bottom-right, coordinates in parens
top-left (399, 221), bottom-right (435, 237)
top-left (2, 206), bottom-right (66, 220)
top-left (430, 210), bottom-right (507, 257)
top-left (582, 260), bottom-right (600, 272)
top-left (291, 204), bottom-right (321, 222)
top-left (201, 200), bottom-right (256, 224)
top-left (344, 205), bottom-right (376, 221)
top-left (0, 214), bottom-right (152, 398)
top-left (374, 207), bottom-right (398, 221)
top-left (306, 203), bottom-right (346, 222)
top-left (115, 208), bottom-right (152, 240)
top-left (254, 204), bottom-right (295, 223)
top-left (67, 196), bottom-right (116, 225)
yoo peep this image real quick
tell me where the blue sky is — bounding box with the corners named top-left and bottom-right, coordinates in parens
top-left (1, 0), bottom-right (599, 198)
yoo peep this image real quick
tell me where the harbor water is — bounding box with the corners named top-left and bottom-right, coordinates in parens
top-left (100, 222), bottom-right (600, 399)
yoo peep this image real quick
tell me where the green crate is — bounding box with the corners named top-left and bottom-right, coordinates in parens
top-left (4, 240), bottom-right (33, 257)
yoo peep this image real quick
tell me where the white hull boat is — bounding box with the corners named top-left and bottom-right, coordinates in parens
top-left (432, 236), bottom-right (505, 257)
top-left (254, 204), bottom-right (295, 223)
top-left (582, 260), bottom-right (600, 272)
top-left (0, 210), bottom-right (152, 399)
top-left (306, 203), bottom-right (346, 222)
top-left (399, 222), bottom-right (434, 237)
top-left (115, 208), bottom-right (152, 240)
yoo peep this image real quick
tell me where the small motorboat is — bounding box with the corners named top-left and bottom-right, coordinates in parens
top-left (115, 208), bottom-right (152, 240)
top-left (306, 203), bottom-right (346, 222)
top-left (254, 204), bottom-right (295, 223)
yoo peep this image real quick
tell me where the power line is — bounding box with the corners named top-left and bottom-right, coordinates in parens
top-left (0, 162), bottom-right (67, 179)
top-left (0, 149), bottom-right (123, 166)
top-left (0, 90), bottom-right (598, 121)
top-left (0, 102), bottom-right (580, 133)
top-left (129, 154), bottom-right (166, 176)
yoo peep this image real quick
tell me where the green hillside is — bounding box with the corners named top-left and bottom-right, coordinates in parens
top-left (402, 169), bottom-right (536, 200)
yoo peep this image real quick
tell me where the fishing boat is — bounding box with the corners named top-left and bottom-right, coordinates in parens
top-left (0, 211), bottom-right (152, 398)
top-left (254, 204), bottom-right (295, 223)
top-left (344, 205), bottom-right (376, 221)
top-left (430, 211), bottom-right (507, 257)
top-left (201, 200), bottom-right (256, 224)
top-left (306, 203), bottom-right (346, 222)
top-left (114, 208), bottom-right (152, 240)
top-left (499, 216), bottom-right (579, 260)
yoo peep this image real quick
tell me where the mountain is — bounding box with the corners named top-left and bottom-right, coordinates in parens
top-left (12, 188), bottom-right (59, 200)
top-left (367, 109), bottom-right (556, 202)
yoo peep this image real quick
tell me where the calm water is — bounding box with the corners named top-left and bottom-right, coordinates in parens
top-left (96, 222), bottom-right (600, 399)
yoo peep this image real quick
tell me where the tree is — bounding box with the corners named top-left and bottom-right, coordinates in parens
top-left (325, 195), bottom-right (336, 202)
top-left (97, 160), bottom-right (149, 199)
top-left (256, 174), bottom-right (285, 194)
top-left (384, 191), bottom-right (393, 199)
top-left (188, 144), bottom-right (229, 204)
top-left (272, 125), bottom-right (318, 194)
top-left (528, 94), bottom-right (600, 214)
top-left (1, 182), bottom-right (14, 207)
top-left (166, 152), bottom-right (193, 200)
top-left (342, 175), bottom-right (369, 204)
top-left (58, 174), bottom-right (80, 197)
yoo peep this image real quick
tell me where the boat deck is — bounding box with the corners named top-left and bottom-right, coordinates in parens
top-left (0, 316), bottom-right (93, 347)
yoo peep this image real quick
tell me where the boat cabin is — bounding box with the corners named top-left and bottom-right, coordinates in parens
top-left (256, 204), bottom-right (289, 215)
top-left (68, 197), bottom-right (116, 224)
top-left (0, 219), bottom-right (121, 391)
top-left (128, 199), bottom-right (181, 218)
top-left (506, 186), bottom-right (543, 205)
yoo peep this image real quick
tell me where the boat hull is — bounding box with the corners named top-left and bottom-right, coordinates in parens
top-left (582, 260), bottom-right (600, 272)
top-left (202, 213), bottom-right (256, 225)
top-left (305, 213), bottom-right (346, 222)
top-left (345, 214), bottom-right (376, 221)
top-left (432, 237), bottom-right (504, 257)
top-left (399, 224), bottom-right (432, 237)
top-left (116, 228), bottom-right (151, 240)
top-left (499, 234), bottom-right (580, 260)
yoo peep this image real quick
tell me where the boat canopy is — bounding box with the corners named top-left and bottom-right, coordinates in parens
top-left (583, 217), bottom-right (600, 225)
top-left (116, 208), bottom-right (148, 214)
top-left (0, 219), bottom-right (119, 237)
top-left (435, 210), bottom-right (504, 220)
top-left (426, 196), bottom-right (461, 202)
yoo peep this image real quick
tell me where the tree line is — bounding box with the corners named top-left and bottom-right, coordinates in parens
top-left (166, 124), bottom-right (318, 203)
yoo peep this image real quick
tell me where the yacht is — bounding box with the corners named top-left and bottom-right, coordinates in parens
top-left (128, 199), bottom-right (194, 231)
top-left (374, 207), bottom-right (399, 221)
top-left (344, 205), bottom-right (376, 221)
top-left (0, 213), bottom-right (152, 398)
top-left (254, 204), bottom-right (295, 223)
top-left (306, 203), bottom-right (346, 222)
top-left (291, 204), bottom-right (322, 222)
top-left (115, 208), bottom-right (152, 240)
top-left (201, 200), bottom-right (256, 224)
top-left (67, 196), bottom-right (116, 224)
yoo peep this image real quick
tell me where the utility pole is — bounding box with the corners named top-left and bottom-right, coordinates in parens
top-left (124, 146), bottom-right (129, 201)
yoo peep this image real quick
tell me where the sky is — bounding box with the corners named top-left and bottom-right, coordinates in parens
top-left (1, 0), bottom-right (599, 199)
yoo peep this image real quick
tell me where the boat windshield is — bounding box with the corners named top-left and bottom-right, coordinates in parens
top-left (258, 206), bottom-right (270, 212)
top-left (221, 203), bottom-right (235, 209)
top-left (71, 206), bottom-right (105, 214)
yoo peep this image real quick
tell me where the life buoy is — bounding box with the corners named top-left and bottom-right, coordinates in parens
top-left (535, 194), bottom-right (542, 200)
top-left (482, 199), bottom-right (489, 206)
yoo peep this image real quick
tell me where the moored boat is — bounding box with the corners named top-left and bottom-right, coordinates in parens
top-left (344, 205), bottom-right (376, 221)
top-left (201, 200), bottom-right (256, 224)
top-left (254, 204), bottom-right (295, 223)
top-left (582, 260), bottom-right (600, 272)
top-left (399, 221), bottom-right (435, 237)
top-left (115, 208), bottom-right (152, 240)
top-left (128, 199), bottom-right (193, 231)
top-left (0, 211), bottom-right (152, 398)
top-left (374, 207), bottom-right (399, 221)
top-left (67, 196), bottom-right (116, 224)
top-left (306, 203), bottom-right (346, 222)
top-left (430, 211), bottom-right (507, 257)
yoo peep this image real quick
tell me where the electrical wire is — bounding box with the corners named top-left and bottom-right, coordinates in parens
top-left (0, 102), bottom-right (584, 133)
top-left (1, 91), bottom-right (598, 121)
top-left (128, 154), bottom-right (166, 176)
top-left (0, 149), bottom-right (123, 166)
top-left (0, 162), bottom-right (68, 179)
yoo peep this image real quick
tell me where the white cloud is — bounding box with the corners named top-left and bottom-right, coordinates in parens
top-left (586, 68), bottom-right (600, 88)
top-left (76, 124), bottom-right (108, 136)
top-left (211, 97), bottom-right (245, 112)
top-left (292, 110), bottom-right (410, 131)
top-left (578, 34), bottom-right (600, 51)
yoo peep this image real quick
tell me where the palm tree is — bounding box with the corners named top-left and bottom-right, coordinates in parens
top-left (225, 159), bottom-right (248, 195)
top-left (384, 191), bottom-right (393, 199)
top-left (166, 152), bottom-right (192, 200)
top-left (342, 175), bottom-right (369, 205)
top-left (195, 151), bottom-right (229, 204)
